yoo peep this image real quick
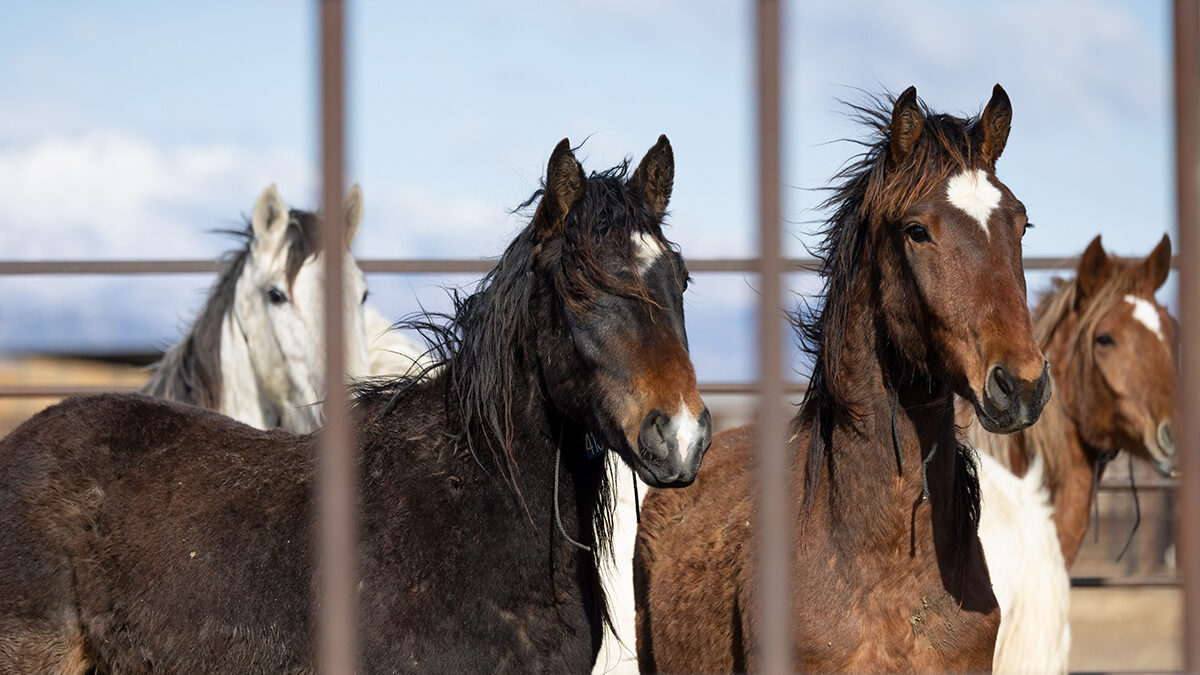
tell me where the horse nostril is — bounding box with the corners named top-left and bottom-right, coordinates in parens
top-left (1159, 420), bottom-right (1175, 453)
top-left (991, 364), bottom-right (1016, 397)
top-left (639, 410), bottom-right (671, 455)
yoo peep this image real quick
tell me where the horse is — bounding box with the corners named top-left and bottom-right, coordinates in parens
top-left (140, 183), bottom-right (372, 433)
top-left (634, 84), bottom-right (1050, 672)
top-left (965, 234), bottom-right (1179, 672)
top-left (0, 135), bottom-right (711, 672)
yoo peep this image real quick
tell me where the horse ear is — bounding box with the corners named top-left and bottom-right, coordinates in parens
top-left (887, 86), bottom-right (924, 169)
top-left (343, 184), bottom-right (363, 247)
top-left (629, 134), bottom-right (674, 215)
top-left (1143, 233), bottom-right (1172, 292)
top-left (1076, 235), bottom-right (1111, 300)
top-left (538, 138), bottom-right (587, 239)
top-left (974, 84), bottom-right (1012, 168)
top-left (251, 183), bottom-right (289, 253)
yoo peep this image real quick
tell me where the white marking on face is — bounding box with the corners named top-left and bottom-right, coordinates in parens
top-left (945, 169), bottom-right (1002, 237)
top-left (672, 398), bottom-right (702, 460)
top-left (631, 231), bottom-right (662, 275)
top-left (1125, 294), bottom-right (1165, 342)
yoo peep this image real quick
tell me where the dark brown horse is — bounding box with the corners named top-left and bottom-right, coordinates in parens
top-left (634, 85), bottom-right (1050, 672)
top-left (0, 136), bottom-right (712, 672)
top-left (966, 234), bottom-right (1179, 565)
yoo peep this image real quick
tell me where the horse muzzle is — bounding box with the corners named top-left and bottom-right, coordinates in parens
top-left (634, 405), bottom-right (713, 488)
top-left (974, 360), bottom-right (1052, 434)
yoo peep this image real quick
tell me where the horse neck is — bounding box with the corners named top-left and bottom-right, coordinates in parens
top-left (1035, 333), bottom-right (1109, 566)
top-left (804, 279), bottom-right (963, 556)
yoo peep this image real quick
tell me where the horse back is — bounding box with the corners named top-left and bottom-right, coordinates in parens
top-left (0, 393), bottom-right (316, 672)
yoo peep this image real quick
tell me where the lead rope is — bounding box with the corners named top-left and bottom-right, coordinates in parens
top-left (631, 468), bottom-right (642, 523)
top-left (890, 387), bottom-right (938, 501)
top-left (554, 439), bottom-right (592, 553)
top-left (890, 386), bottom-right (905, 475)
top-left (1115, 453), bottom-right (1142, 563)
top-left (1091, 450), bottom-right (1118, 543)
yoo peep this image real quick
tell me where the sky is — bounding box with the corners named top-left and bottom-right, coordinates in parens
top-left (0, 0), bottom-right (1179, 382)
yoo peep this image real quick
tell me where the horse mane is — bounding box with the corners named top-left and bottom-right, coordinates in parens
top-left (351, 158), bottom-right (666, 632)
top-left (793, 90), bottom-right (981, 517)
top-left (140, 209), bottom-right (322, 412)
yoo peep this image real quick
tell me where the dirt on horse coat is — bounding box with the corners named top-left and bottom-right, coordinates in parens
top-left (0, 136), bottom-right (712, 673)
top-left (635, 85), bottom-right (1050, 672)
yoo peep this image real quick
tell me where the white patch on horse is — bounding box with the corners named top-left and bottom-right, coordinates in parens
top-left (946, 169), bottom-right (1002, 237)
top-left (673, 398), bottom-right (703, 462)
top-left (631, 231), bottom-right (662, 274)
top-left (1125, 294), bottom-right (1165, 342)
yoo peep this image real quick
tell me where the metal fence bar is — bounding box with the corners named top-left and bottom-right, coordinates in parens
top-left (318, 1), bottom-right (355, 673)
top-left (0, 256), bottom-right (1174, 276)
top-left (756, 1), bottom-right (791, 672)
top-left (1175, 1), bottom-right (1200, 670)
top-left (1071, 577), bottom-right (1182, 589)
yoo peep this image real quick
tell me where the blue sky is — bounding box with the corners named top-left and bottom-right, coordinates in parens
top-left (0, 0), bottom-right (1178, 381)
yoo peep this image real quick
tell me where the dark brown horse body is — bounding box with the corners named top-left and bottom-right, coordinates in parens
top-left (966, 235), bottom-right (1179, 565)
top-left (635, 86), bottom-right (1050, 672)
top-left (0, 137), bottom-right (713, 672)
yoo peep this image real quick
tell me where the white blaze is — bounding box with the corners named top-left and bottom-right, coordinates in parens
top-left (631, 231), bottom-right (662, 274)
top-left (946, 168), bottom-right (1002, 237)
top-left (673, 398), bottom-right (703, 460)
top-left (1125, 294), bottom-right (1165, 342)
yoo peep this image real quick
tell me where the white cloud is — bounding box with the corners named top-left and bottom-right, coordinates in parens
top-left (0, 131), bottom-right (314, 259)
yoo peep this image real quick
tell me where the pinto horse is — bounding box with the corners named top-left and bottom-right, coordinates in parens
top-left (0, 136), bottom-right (711, 672)
top-left (966, 235), bottom-right (1179, 672)
top-left (141, 184), bottom-right (372, 433)
top-left (634, 85), bottom-right (1050, 672)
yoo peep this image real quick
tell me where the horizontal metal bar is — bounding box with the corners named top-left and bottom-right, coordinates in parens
top-left (1071, 576), bottom-right (1182, 588)
top-left (0, 382), bottom-right (807, 398)
top-left (1097, 479), bottom-right (1179, 492)
top-left (0, 385), bottom-right (139, 398)
top-left (0, 256), bottom-right (1173, 277)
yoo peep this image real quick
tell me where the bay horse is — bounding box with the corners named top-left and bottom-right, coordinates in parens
top-left (635, 85), bottom-right (1051, 672)
top-left (0, 136), bottom-right (712, 672)
top-left (966, 234), bottom-right (1178, 672)
top-left (141, 184), bottom-right (372, 433)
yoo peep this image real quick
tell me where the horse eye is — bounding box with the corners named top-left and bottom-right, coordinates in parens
top-left (361, 290), bottom-right (369, 305)
top-left (904, 223), bottom-right (931, 243)
top-left (1023, 221), bottom-right (1035, 234)
top-left (1097, 333), bottom-right (1115, 347)
top-left (266, 288), bottom-right (288, 305)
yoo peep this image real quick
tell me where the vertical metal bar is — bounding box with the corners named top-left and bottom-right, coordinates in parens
top-left (319, 0), bottom-right (355, 673)
top-left (1175, 0), bottom-right (1200, 670)
top-left (756, 0), bottom-right (790, 672)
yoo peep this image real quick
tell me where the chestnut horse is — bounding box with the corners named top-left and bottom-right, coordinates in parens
top-left (966, 235), bottom-right (1178, 672)
top-left (634, 85), bottom-right (1051, 672)
top-left (0, 136), bottom-right (712, 672)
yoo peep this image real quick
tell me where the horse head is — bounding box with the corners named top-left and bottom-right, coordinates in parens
top-left (872, 85), bottom-right (1050, 433)
top-left (234, 183), bottom-right (371, 433)
top-left (529, 137), bottom-right (711, 487)
top-left (1055, 235), bottom-right (1178, 476)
